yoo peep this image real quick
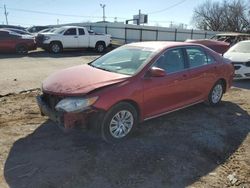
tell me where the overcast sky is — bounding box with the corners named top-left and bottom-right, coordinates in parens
top-left (0, 0), bottom-right (224, 28)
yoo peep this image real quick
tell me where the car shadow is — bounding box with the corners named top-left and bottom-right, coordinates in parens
top-left (233, 80), bottom-right (250, 90)
top-left (4, 101), bottom-right (250, 188)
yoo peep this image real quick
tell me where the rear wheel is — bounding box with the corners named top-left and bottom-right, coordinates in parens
top-left (101, 102), bottom-right (138, 143)
top-left (16, 45), bottom-right (28, 55)
top-left (207, 81), bottom-right (224, 106)
top-left (95, 42), bottom-right (106, 53)
top-left (49, 42), bottom-right (62, 53)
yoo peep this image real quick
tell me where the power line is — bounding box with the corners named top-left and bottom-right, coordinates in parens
top-left (147, 0), bottom-right (187, 14)
top-left (0, 6), bottom-right (119, 19)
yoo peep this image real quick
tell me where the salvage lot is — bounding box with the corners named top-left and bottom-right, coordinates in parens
top-left (0, 50), bottom-right (250, 188)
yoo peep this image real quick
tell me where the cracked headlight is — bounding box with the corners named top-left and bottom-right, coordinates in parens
top-left (55, 96), bottom-right (98, 113)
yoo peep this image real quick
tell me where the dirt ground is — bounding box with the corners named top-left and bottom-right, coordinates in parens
top-left (0, 51), bottom-right (250, 188)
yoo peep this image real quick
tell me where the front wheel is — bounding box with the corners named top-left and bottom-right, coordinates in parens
top-left (16, 45), bottom-right (28, 55)
top-left (95, 42), bottom-right (106, 53)
top-left (49, 42), bottom-right (62, 54)
top-left (101, 102), bottom-right (138, 143)
top-left (207, 81), bottom-right (224, 106)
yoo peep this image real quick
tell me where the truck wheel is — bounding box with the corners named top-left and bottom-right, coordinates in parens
top-left (95, 42), bottom-right (106, 53)
top-left (100, 102), bottom-right (138, 143)
top-left (49, 42), bottom-right (62, 54)
top-left (16, 44), bottom-right (28, 55)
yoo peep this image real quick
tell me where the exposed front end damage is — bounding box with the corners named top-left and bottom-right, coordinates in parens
top-left (36, 93), bottom-right (103, 130)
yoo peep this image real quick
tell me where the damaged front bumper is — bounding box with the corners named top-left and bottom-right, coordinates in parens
top-left (36, 95), bottom-right (98, 130)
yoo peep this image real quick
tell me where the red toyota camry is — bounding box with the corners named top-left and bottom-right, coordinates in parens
top-left (37, 42), bottom-right (234, 142)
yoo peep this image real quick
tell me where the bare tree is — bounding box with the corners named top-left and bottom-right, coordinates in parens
top-left (192, 0), bottom-right (250, 32)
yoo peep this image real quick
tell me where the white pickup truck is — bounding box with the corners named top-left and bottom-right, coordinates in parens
top-left (36, 26), bottom-right (111, 53)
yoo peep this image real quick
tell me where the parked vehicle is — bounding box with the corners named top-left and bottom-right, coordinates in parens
top-left (0, 29), bottom-right (36, 54)
top-left (211, 33), bottom-right (250, 46)
top-left (35, 26), bottom-right (111, 53)
top-left (186, 39), bottom-right (230, 54)
top-left (27, 26), bottom-right (51, 33)
top-left (224, 40), bottom-right (250, 79)
top-left (37, 42), bottom-right (234, 142)
top-left (0, 24), bottom-right (26, 31)
top-left (186, 33), bottom-right (250, 54)
top-left (2, 28), bottom-right (32, 36)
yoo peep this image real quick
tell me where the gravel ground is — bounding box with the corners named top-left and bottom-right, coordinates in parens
top-left (0, 50), bottom-right (99, 96)
top-left (0, 50), bottom-right (249, 188)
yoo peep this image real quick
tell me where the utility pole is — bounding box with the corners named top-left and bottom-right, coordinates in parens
top-left (138, 9), bottom-right (141, 25)
top-left (4, 4), bottom-right (8, 25)
top-left (100, 4), bottom-right (106, 22)
top-left (57, 19), bottom-right (59, 25)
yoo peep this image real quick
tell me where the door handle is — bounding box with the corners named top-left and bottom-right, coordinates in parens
top-left (74, 36), bottom-right (78, 38)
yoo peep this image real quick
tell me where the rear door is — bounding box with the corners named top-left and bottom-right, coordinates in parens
top-left (185, 47), bottom-right (218, 101)
top-left (62, 28), bottom-right (78, 48)
top-left (143, 48), bottom-right (193, 119)
top-left (78, 28), bottom-right (89, 48)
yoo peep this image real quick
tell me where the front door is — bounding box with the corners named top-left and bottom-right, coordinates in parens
top-left (62, 28), bottom-right (78, 48)
top-left (143, 48), bottom-right (192, 119)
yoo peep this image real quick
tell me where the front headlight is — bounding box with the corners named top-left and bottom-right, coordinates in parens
top-left (55, 96), bottom-right (98, 113)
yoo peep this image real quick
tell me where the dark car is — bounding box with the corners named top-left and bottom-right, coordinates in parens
top-left (27, 26), bottom-right (51, 33)
top-left (2, 28), bottom-right (32, 36)
top-left (0, 29), bottom-right (36, 54)
top-left (37, 41), bottom-right (234, 142)
top-left (0, 24), bottom-right (26, 31)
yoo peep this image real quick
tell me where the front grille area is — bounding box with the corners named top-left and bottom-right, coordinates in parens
top-left (245, 73), bottom-right (250, 77)
top-left (43, 93), bottom-right (64, 111)
top-left (232, 62), bottom-right (244, 65)
top-left (234, 65), bottom-right (241, 70)
top-left (234, 74), bottom-right (243, 78)
top-left (35, 34), bottom-right (45, 45)
top-left (232, 61), bottom-right (250, 67)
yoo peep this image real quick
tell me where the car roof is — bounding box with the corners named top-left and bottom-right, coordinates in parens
top-left (125, 41), bottom-right (203, 51)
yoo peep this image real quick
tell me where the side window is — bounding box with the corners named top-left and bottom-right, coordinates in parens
top-left (78, 28), bottom-right (85, 35)
top-left (206, 54), bottom-right (216, 64)
top-left (186, 48), bottom-right (208, 68)
top-left (155, 48), bottom-right (185, 74)
top-left (64, 28), bottom-right (76, 36)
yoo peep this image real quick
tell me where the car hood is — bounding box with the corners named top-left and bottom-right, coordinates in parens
top-left (42, 64), bottom-right (130, 96)
top-left (224, 52), bottom-right (250, 62)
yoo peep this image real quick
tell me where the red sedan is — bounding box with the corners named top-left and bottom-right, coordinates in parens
top-left (0, 29), bottom-right (36, 54)
top-left (37, 42), bottom-right (234, 142)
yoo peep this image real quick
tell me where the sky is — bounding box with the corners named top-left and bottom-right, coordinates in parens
top-left (0, 0), bottom-right (223, 28)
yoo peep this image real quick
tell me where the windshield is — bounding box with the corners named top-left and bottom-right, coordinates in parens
top-left (228, 41), bottom-right (250, 53)
top-left (90, 47), bottom-right (155, 75)
top-left (53, 27), bottom-right (66, 34)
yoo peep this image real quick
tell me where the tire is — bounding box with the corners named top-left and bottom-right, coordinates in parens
top-left (207, 81), bottom-right (224, 106)
top-left (16, 44), bottom-right (28, 55)
top-left (101, 102), bottom-right (138, 143)
top-left (95, 42), bottom-right (106, 53)
top-left (49, 42), bottom-right (62, 54)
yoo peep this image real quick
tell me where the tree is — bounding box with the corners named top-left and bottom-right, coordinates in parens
top-left (192, 0), bottom-right (250, 32)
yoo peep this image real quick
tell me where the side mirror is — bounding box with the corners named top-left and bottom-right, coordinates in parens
top-left (148, 67), bottom-right (166, 77)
